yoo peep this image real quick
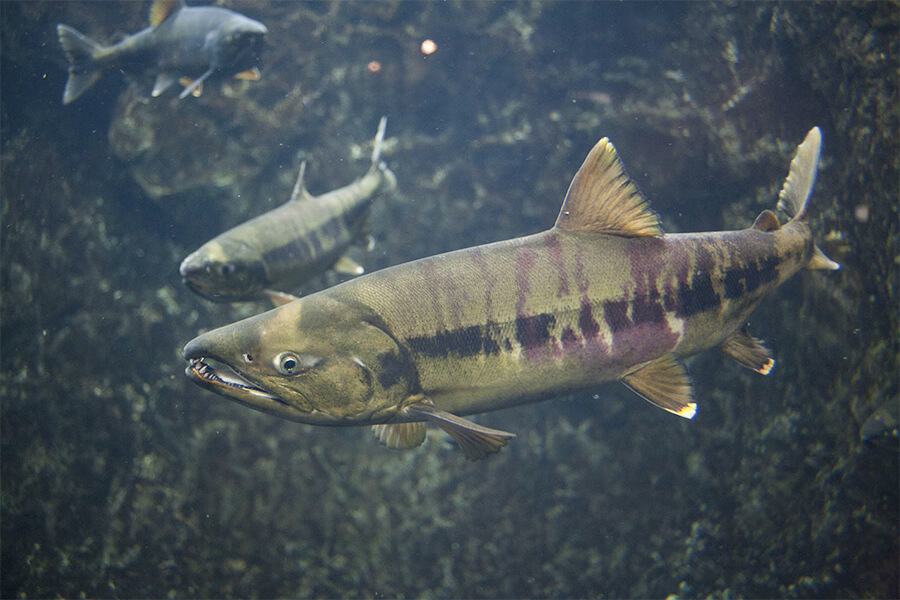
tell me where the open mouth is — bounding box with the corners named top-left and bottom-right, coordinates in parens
top-left (186, 357), bottom-right (284, 403)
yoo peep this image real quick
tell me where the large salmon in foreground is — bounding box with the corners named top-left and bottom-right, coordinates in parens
top-left (183, 127), bottom-right (839, 459)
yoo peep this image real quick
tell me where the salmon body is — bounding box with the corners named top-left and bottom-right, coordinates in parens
top-left (180, 118), bottom-right (393, 302)
top-left (183, 127), bottom-right (838, 459)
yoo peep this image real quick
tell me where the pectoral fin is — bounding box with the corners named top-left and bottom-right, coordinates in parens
top-left (372, 422), bottom-right (427, 450)
top-left (178, 77), bottom-right (203, 98)
top-left (179, 69), bottom-right (213, 99)
top-left (152, 73), bottom-right (177, 97)
top-left (233, 67), bottom-right (261, 81)
top-left (407, 403), bottom-right (515, 460)
top-left (622, 354), bottom-right (696, 419)
top-left (264, 289), bottom-right (300, 307)
top-left (719, 327), bottom-right (775, 375)
top-left (333, 255), bottom-right (364, 276)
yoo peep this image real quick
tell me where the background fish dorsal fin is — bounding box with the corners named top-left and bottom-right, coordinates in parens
top-left (150, 0), bottom-right (184, 27)
top-left (554, 137), bottom-right (663, 237)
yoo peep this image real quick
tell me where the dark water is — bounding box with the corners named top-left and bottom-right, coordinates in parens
top-left (2, 2), bottom-right (898, 598)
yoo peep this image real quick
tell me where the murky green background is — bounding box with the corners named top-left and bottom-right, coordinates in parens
top-left (2, 2), bottom-right (897, 597)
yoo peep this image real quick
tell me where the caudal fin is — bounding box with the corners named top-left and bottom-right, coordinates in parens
top-left (776, 127), bottom-right (840, 271)
top-left (57, 24), bottom-right (105, 104)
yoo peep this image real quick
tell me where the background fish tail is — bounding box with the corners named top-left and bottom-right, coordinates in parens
top-left (56, 24), bottom-right (106, 104)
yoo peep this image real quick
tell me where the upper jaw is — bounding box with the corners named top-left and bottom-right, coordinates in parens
top-left (185, 355), bottom-right (283, 403)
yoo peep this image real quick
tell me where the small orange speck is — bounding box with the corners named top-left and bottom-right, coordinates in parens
top-left (367, 61), bottom-right (382, 73)
top-left (420, 39), bottom-right (437, 55)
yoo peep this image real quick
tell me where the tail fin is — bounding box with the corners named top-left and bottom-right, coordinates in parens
top-left (57, 24), bottom-right (105, 104)
top-left (776, 126), bottom-right (840, 271)
top-left (368, 116), bottom-right (397, 188)
top-left (777, 127), bottom-right (821, 221)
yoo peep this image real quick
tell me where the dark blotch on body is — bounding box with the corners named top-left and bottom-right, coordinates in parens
top-left (675, 271), bottom-right (720, 317)
top-left (376, 351), bottom-right (409, 388)
top-left (579, 300), bottom-right (601, 339)
top-left (407, 323), bottom-right (501, 359)
top-left (515, 313), bottom-right (555, 349)
top-left (723, 256), bottom-right (780, 299)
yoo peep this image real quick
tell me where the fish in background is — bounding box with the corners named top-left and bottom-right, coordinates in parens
top-left (180, 117), bottom-right (395, 303)
top-left (183, 127), bottom-right (839, 460)
top-left (57, 0), bottom-right (267, 104)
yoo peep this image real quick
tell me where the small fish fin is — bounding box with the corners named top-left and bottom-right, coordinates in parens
top-left (407, 403), bottom-right (515, 460)
top-left (178, 76), bottom-right (203, 98)
top-left (622, 354), bottom-right (696, 419)
top-left (369, 116), bottom-right (388, 172)
top-left (332, 255), bottom-right (364, 276)
top-left (806, 245), bottom-right (840, 271)
top-left (777, 127), bottom-right (821, 221)
top-left (179, 68), bottom-right (213, 99)
top-left (57, 24), bottom-right (105, 104)
top-left (152, 73), bottom-right (178, 97)
top-left (150, 0), bottom-right (184, 27)
top-left (751, 209), bottom-right (781, 232)
top-left (233, 67), bottom-right (261, 81)
top-left (719, 327), bottom-right (775, 375)
top-left (288, 161), bottom-right (313, 202)
top-left (364, 234), bottom-right (376, 251)
top-left (372, 422), bottom-right (427, 450)
top-left (264, 289), bottom-right (301, 307)
top-left (554, 137), bottom-right (662, 237)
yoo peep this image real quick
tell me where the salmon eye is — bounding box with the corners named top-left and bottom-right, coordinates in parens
top-left (274, 352), bottom-right (323, 376)
top-left (276, 352), bottom-right (301, 375)
top-left (220, 262), bottom-right (237, 277)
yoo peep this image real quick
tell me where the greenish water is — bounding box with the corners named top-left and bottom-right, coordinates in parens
top-left (2, 2), bottom-right (897, 598)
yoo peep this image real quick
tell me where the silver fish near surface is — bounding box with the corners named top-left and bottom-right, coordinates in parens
top-left (57, 0), bottom-right (267, 104)
top-left (183, 127), bottom-right (839, 460)
top-left (180, 117), bottom-right (395, 303)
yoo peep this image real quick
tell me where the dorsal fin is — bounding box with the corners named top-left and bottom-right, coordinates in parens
top-left (288, 161), bottom-right (312, 202)
top-left (751, 209), bottom-right (781, 232)
top-left (149, 0), bottom-right (183, 27)
top-left (554, 137), bottom-right (662, 237)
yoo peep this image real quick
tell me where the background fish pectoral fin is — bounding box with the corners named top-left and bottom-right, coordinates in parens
top-left (622, 354), bottom-right (697, 419)
top-left (264, 289), bottom-right (301, 307)
top-left (179, 69), bottom-right (213, 99)
top-left (333, 255), bottom-right (364, 276)
top-left (719, 327), bottom-right (775, 375)
top-left (152, 73), bottom-right (177, 97)
top-left (407, 403), bottom-right (515, 460)
top-left (372, 422), bottom-right (427, 450)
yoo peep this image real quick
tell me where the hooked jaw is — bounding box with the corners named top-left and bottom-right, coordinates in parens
top-left (182, 334), bottom-right (315, 422)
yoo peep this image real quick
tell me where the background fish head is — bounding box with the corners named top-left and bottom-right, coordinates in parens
top-left (179, 239), bottom-right (268, 302)
top-left (209, 14), bottom-right (267, 73)
top-left (183, 295), bottom-right (418, 426)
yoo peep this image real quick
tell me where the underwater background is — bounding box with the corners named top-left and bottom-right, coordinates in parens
top-left (2, 1), bottom-right (897, 598)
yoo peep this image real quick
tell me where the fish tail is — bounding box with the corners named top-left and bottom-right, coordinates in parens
top-left (369, 116), bottom-right (396, 188)
top-left (776, 126), bottom-right (840, 271)
top-left (57, 24), bottom-right (106, 104)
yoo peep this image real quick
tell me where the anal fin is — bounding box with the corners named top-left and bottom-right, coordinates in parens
top-left (372, 422), bottom-right (427, 450)
top-left (407, 403), bottom-right (515, 460)
top-left (622, 354), bottom-right (696, 419)
top-left (719, 327), bottom-right (775, 375)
